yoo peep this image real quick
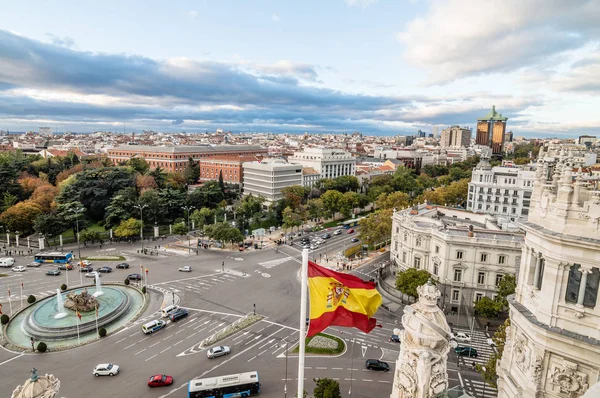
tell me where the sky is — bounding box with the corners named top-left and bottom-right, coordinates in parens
top-left (0, 0), bottom-right (599, 137)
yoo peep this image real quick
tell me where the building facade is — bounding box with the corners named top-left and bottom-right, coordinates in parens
top-left (288, 148), bottom-right (356, 179)
top-left (475, 106), bottom-right (508, 157)
top-left (302, 167), bottom-right (321, 187)
top-left (107, 144), bottom-right (268, 172)
top-left (467, 157), bottom-right (536, 221)
top-left (242, 159), bottom-right (303, 204)
top-left (391, 205), bottom-right (523, 311)
top-left (440, 126), bottom-right (471, 148)
top-left (197, 155), bottom-right (259, 184)
top-left (496, 146), bottom-right (600, 398)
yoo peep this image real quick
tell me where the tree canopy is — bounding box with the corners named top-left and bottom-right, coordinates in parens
top-left (395, 268), bottom-right (434, 299)
top-left (114, 218), bottom-right (142, 238)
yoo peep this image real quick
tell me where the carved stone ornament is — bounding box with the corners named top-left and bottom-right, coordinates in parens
top-left (530, 355), bottom-right (543, 383)
top-left (550, 366), bottom-right (589, 394)
top-left (64, 288), bottom-right (99, 312)
top-left (513, 337), bottom-right (530, 372)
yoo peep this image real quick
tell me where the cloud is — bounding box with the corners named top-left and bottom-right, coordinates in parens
top-left (398, 0), bottom-right (600, 84)
top-left (171, 119), bottom-right (184, 125)
top-left (344, 0), bottom-right (378, 7)
top-left (272, 14), bottom-right (280, 22)
top-left (45, 33), bottom-right (76, 49)
top-left (187, 10), bottom-right (198, 18)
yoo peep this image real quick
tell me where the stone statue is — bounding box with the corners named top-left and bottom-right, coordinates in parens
top-left (390, 280), bottom-right (452, 398)
top-left (11, 368), bottom-right (61, 398)
top-left (64, 288), bottom-right (99, 312)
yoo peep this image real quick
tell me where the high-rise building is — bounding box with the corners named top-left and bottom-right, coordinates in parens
top-left (440, 126), bottom-right (471, 148)
top-left (475, 106), bottom-right (508, 157)
top-left (496, 145), bottom-right (600, 398)
top-left (242, 159), bottom-right (303, 205)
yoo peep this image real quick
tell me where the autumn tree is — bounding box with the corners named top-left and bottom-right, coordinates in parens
top-left (114, 218), bottom-right (142, 238)
top-left (358, 209), bottom-right (393, 245)
top-left (164, 172), bottom-right (187, 190)
top-left (136, 174), bottom-right (158, 193)
top-left (321, 190), bottom-right (344, 218)
top-left (0, 200), bottom-right (44, 233)
top-left (478, 318), bottom-right (510, 388)
top-left (376, 191), bottom-right (410, 210)
top-left (281, 185), bottom-right (308, 208)
top-left (18, 174), bottom-right (44, 197)
top-left (30, 184), bottom-right (59, 212)
top-left (396, 268), bottom-right (434, 299)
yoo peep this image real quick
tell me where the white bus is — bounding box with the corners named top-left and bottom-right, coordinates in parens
top-left (188, 371), bottom-right (260, 398)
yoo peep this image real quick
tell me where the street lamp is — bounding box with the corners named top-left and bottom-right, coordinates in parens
top-left (69, 206), bottom-right (85, 264)
top-left (134, 204), bottom-right (148, 252)
top-left (182, 206), bottom-right (195, 231)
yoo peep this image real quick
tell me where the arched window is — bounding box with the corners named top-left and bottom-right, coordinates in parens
top-left (566, 265), bottom-right (600, 308)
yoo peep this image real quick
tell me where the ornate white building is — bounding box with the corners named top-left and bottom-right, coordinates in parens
top-left (497, 145), bottom-right (600, 397)
top-left (288, 147), bottom-right (356, 178)
top-left (391, 205), bottom-right (523, 311)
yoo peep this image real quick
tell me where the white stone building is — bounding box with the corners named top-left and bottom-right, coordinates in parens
top-left (288, 147), bottom-right (356, 178)
top-left (497, 145), bottom-right (600, 398)
top-left (467, 157), bottom-right (537, 221)
top-left (301, 167), bottom-right (321, 188)
top-left (391, 205), bottom-right (523, 311)
top-left (242, 159), bottom-right (302, 205)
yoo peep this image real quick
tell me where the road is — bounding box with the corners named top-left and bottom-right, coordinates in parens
top-left (0, 231), bottom-right (496, 397)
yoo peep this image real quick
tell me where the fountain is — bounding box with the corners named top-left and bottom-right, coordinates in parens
top-left (54, 289), bottom-right (67, 319)
top-left (93, 274), bottom-right (103, 297)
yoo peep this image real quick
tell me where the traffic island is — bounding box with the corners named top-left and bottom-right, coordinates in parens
top-left (199, 313), bottom-right (264, 349)
top-left (292, 333), bottom-right (346, 356)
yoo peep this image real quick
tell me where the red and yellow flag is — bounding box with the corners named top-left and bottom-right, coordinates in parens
top-left (76, 310), bottom-right (82, 320)
top-left (307, 261), bottom-right (381, 337)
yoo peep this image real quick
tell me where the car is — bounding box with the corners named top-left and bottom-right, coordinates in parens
top-left (12, 266), bottom-right (26, 272)
top-left (178, 266), bottom-right (192, 272)
top-left (365, 359), bottom-right (389, 371)
top-left (93, 363), bottom-right (119, 377)
top-left (127, 273), bottom-right (142, 280)
top-left (0, 257), bottom-right (15, 267)
top-left (486, 338), bottom-right (496, 348)
top-left (302, 244), bottom-right (310, 249)
top-left (142, 320), bottom-right (167, 334)
top-left (389, 334), bottom-right (401, 343)
top-left (350, 237), bottom-right (360, 243)
top-left (148, 374), bottom-right (173, 388)
top-left (81, 260), bottom-right (92, 266)
top-left (46, 269), bottom-right (61, 276)
top-left (333, 229), bottom-right (342, 236)
top-left (80, 266), bottom-right (93, 272)
top-left (321, 233), bottom-right (331, 239)
top-left (309, 244), bottom-right (319, 250)
top-left (97, 266), bottom-right (113, 273)
top-left (170, 309), bottom-right (189, 322)
top-left (85, 271), bottom-right (100, 278)
top-left (347, 229), bottom-right (355, 234)
top-left (58, 264), bottom-right (73, 271)
top-left (161, 305), bottom-right (180, 318)
top-left (454, 346), bottom-right (478, 357)
top-left (27, 262), bottom-right (41, 267)
top-left (451, 332), bottom-right (471, 343)
top-left (207, 345), bottom-right (231, 359)
top-left (116, 263), bottom-right (130, 269)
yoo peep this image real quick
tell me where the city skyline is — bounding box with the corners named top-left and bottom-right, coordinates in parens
top-left (0, 0), bottom-right (599, 137)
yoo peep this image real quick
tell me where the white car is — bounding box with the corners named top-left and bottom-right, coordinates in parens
top-left (333, 230), bottom-right (342, 236)
top-left (207, 345), bottom-right (231, 359)
top-left (178, 266), bottom-right (192, 272)
top-left (12, 266), bottom-right (26, 272)
top-left (451, 332), bottom-right (471, 343)
top-left (85, 271), bottom-right (100, 278)
top-left (81, 260), bottom-right (92, 266)
top-left (93, 363), bottom-right (119, 377)
top-left (486, 338), bottom-right (496, 347)
top-left (27, 262), bottom-right (41, 267)
top-left (309, 244), bottom-right (319, 250)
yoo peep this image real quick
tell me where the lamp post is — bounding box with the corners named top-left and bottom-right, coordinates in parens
top-left (70, 206), bottom-right (85, 263)
top-left (134, 204), bottom-right (148, 252)
top-left (182, 206), bottom-right (195, 231)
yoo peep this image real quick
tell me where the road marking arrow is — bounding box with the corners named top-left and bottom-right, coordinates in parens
top-left (361, 346), bottom-right (367, 358)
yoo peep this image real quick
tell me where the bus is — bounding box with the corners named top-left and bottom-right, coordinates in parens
top-left (342, 217), bottom-right (365, 229)
top-left (188, 371), bottom-right (260, 398)
top-left (34, 252), bottom-right (73, 264)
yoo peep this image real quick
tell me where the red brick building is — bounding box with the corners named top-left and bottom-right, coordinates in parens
top-left (198, 155), bottom-right (261, 184)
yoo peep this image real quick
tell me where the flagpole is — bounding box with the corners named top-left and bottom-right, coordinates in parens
top-left (8, 287), bottom-right (13, 316)
top-left (95, 304), bottom-right (99, 337)
top-left (76, 312), bottom-right (81, 345)
top-left (297, 249), bottom-right (309, 398)
top-left (20, 280), bottom-right (23, 309)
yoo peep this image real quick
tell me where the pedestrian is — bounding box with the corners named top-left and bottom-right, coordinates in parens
top-left (472, 361), bottom-right (476, 370)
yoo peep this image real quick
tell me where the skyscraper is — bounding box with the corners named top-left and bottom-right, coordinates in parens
top-left (475, 106), bottom-right (508, 157)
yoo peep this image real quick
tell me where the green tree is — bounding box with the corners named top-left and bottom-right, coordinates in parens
top-left (149, 166), bottom-right (166, 188)
top-left (187, 181), bottom-right (225, 209)
top-left (191, 207), bottom-right (214, 229)
top-left (172, 223), bottom-right (188, 236)
top-left (319, 175), bottom-right (359, 193)
top-left (184, 157), bottom-right (200, 184)
top-left (313, 377), bottom-right (341, 398)
top-left (281, 185), bottom-right (308, 208)
top-left (114, 218), bottom-right (142, 238)
top-left (321, 190), bottom-right (344, 218)
top-left (103, 187), bottom-right (138, 229)
top-left (495, 274), bottom-right (516, 309)
top-left (127, 157), bottom-right (150, 174)
top-left (474, 297), bottom-right (502, 318)
top-left (204, 222), bottom-right (244, 248)
top-left (340, 191), bottom-right (360, 218)
top-left (157, 188), bottom-right (187, 223)
top-left (376, 191), bottom-right (410, 210)
top-left (34, 213), bottom-right (68, 244)
top-left (395, 268), bottom-right (434, 299)
top-left (282, 206), bottom-right (304, 230)
top-left (138, 188), bottom-right (163, 224)
top-left (1, 192), bottom-right (18, 212)
top-left (306, 198), bottom-right (325, 221)
top-left (218, 170), bottom-right (225, 192)
top-left (80, 229), bottom-right (103, 244)
top-left (358, 209), bottom-right (393, 246)
top-left (478, 318), bottom-right (510, 388)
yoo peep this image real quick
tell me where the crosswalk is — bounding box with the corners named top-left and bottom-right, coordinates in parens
top-left (463, 376), bottom-right (498, 398)
top-left (151, 272), bottom-right (243, 295)
top-left (452, 326), bottom-right (496, 366)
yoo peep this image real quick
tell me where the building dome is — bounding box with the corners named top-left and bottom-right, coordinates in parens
top-left (11, 369), bottom-right (60, 398)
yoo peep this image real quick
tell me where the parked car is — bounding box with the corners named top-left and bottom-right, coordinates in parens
top-left (127, 273), bottom-right (142, 280)
top-left (350, 237), bottom-right (360, 243)
top-left (347, 229), bottom-right (355, 234)
top-left (170, 309), bottom-right (189, 322)
top-left (207, 345), bottom-right (231, 359)
top-left (309, 244), bottom-right (319, 250)
top-left (178, 266), bottom-right (192, 272)
top-left (97, 266), bottom-right (112, 273)
top-left (365, 359), bottom-right (389, 371)
top-left (12, 266), bottom-right (26, 272)
top-left (486, 338), bottom-right (496, 348)
top-left (27, 261), bottom-right (41, 267)
top-left (46, 269), bottom-right (61, 276)
top-left (81, 260), bottom-right (92, 266)
top-left (148, 374), bottom-right (173, 388)
top-left (454, 346), bottom-right (478, 357)
top-left (451, 332), bottom-right (471, 343)
top-left (93, 363), bottom-right (119, 377)
top-left (116, 263), bottom-right (129, 269)
top-left (80, 266), bottom-right (93, 272)
top-left (333, 229), bottom-right (342, 236)
top-left (58, 264), bottom-right (73, 270)
top-left (85, 271), bottom-right (100, 279)
top-left (389, 334), bottom-right (401, 343)
top-left (321, 233), bottom-right (331, 239)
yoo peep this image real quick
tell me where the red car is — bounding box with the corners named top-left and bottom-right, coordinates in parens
top-left (347, 229), bottom-right (355, 234)
top-left (148, 374), bottom-right (173, 388)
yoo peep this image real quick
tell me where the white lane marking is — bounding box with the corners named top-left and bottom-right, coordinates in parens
top-left (124, 343), bottom-right (136, 350)
top-left (134, 348), bottom-right (147, 355)
top-left (115, 338), bottom-right (127, 344)
top-left (160, 347), bottom-right (171, 354)
top-left (0, 354), bottom-right (24, 367)
top-left (149, 341), bottom-right (161, 348)
top-left (146, 354), bottom-right (158, 362)
top-left (316, 367), bottom-right (327, 370)
top-left (173, 339), bottom-right (184, 347)
top-left (247, 355), bottom-right (257, 362)
top-left (186, 333), bottom-right (197, 339)
top-left (458, 372), bottom-right (464, 387)
top-left (332, 367), bottom-right (343, 370)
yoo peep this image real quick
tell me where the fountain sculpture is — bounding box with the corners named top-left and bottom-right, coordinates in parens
top-left (53, 289), bottom-right (67, 319)
top-left (64, 288), bottom-right (99, 312)
top-left (93, 274), bottom-right (103, 297)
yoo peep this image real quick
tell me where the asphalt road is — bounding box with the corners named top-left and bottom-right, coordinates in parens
top-left (0, 233), bottom-right (495, 398)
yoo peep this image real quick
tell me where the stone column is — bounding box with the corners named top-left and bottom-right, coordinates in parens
top-left (15, 233), bottom-right (19, 247)
top-left (192, 221), bottom-right (195, 230)
top-left (109, 229), bottom-right (113, 239)
top-left (59, 235), bottom-right (63, 248)
top-left (533, 256), bottom-right (542, 289)
top-left (576, 268), bottom-right (591, 308)
top-left (169, 225), bottom-right (172, 234)
top-left (154, 226), bottom-right (159, 238)
top-left (6, 232), bottom-right (10, 246)
top-left (38, 238), bottom-right (45, 250)
top-left (27, 237), bottom-right (30, 248)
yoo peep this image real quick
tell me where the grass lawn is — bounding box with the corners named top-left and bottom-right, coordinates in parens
top-left (60, 221), bottom-right (107, 239)
top-left (292, 333), bottom-right (346, 355)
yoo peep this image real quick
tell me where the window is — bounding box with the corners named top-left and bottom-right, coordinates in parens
top-left (475, 293), bottom-right (484, 302)
top-left (394, 242), bottom-right (398, 251)
top-left (478, 272), bottom-right (485, 285)
top-left (495, 274), bottom-right (503, 286)
top-left (452, 290), bottom-right (460, 302)
top-left (480, 253), bottom-right (488, 262)
top-left (478, 204), bottom-right (482, 210)
top-left (404, 232), bottom-right (408, 242)
top-left (435, 245), bottom-right (440, 254)
top-left (454, 269), bottom-right (462, 282)
top-left (414, 257), bottom-right (421, 269)
top-left (503, 207), bottom-right (507, 213)
top-left (433, 262), bottom-right (439, 275)
top-left (498, 255), bottom-right (506, 264)
top-left (416, 236), bottom-right (422, 247)
top-left (456, 251), bottom-right (464, 260)
top-left (402, 252), bottom-right (407, 264)
top-left (565, 265), bottom-right (600, 308)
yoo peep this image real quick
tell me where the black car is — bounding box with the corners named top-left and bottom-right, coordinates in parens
top-left (97, 266), bottom-right (113, 273)
top-left (389, 334), bottom-right (400, 343)
top-left (455, 346), bottom-right (478, 357)
top-left (169, 309), bottom-right (189, 322)
top-left (365, 359), bottom-right (389, 371)
top-left (46, 269), bottom-right (61, 276)
top-left (80, 266), bottom-right (93, 272)
top-left (127, 273), bottom-right (142, 280)
top-left (116, 263), bottom-right (130, 269)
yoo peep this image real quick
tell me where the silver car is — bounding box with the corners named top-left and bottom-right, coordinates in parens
top-left (207, 345), bottom-right (231, 359)
top-left (93, 363), bottom-right (119, 377)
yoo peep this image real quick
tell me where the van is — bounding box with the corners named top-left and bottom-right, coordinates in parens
top-left (142, 320), bottom-right (166, 334)
top-left (0, 258), bottom-right (15, 267)
top-left (161, 305), bottom-right (179, 318)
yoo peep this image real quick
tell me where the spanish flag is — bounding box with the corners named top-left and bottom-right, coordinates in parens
top-left (307, 261), bottom-right (381, 337)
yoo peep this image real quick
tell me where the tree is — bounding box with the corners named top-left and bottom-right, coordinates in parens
top-left (127, 157), bottom-right (150, 174)
top-left (0, 200), bottom-right (44, 233)
top-left (114, 218), bottom-right (142, 238)
top-left (282, 206), bottom-right (304, 230)
top-left (495, 274), bottom-right (516, 309)
top-left (376, 191), bottom-right (410, 210)
top-left (340, 191), bottom-right (360, 218)
top-left (103, 187), bottom-right (138, 229)
top-left (149, 166), bottom-right (166, 188)
top-left (136, 174), bottom-right (158, 193)
top-left (30, 183), bottom-right (59, 212)
top-left (204, 222), bottom-right (244, 248)
top-left (319, 175), bottom-right (359, 193)
top-left (358, 209), bottom-right (393, 246)
top-left (321, 190), bottom-right (344, 218)
top-left (191, 207), bottom-right (214, 229)
top-left (184, 157), bottom-right (200, 184)
top-left (281, 185), bottom-right (307, 208)
top-left (188, 181), bottom-right (225, 209)
top-left (307, 198), bottom-right (325, 221)
top-left (36, 342), bottom-right (47, 353)
top-left (158, 188), bottom-right (187, 223)
top-left (18, 175), bottom-right (44, 197)
top-left (478, 318), bottom-right (510, 388)
top-left (313, 377), bottom-right (341, 398)
top-left (395, 268), bottom-right (434, 299)
top-left (34, 213), bottom-right (68, 243)
top-left (98, 327), bottom-right (107, 337)
top-left (172, 223), bottom-right (188, 236)
top-left (164, 172), bottom-right (187, 190)
top-left (80, 229), bottom-right (103, 244)
top-left (27, 295), bottom-right (36, 304)
top-left (474, 297), bottom-right (502, 318)
top-left (1, 192), bottom-right (18, 212)
top-left (218, 170), bottom-right (225, 192)
top-left (391, 166), bottom-right (419, 196)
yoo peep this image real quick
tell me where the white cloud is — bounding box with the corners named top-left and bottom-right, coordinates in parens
top-left (187, 10), bottom-right (198, 18)
top-left (272, 14), bottom-right (280, 22)
top-left (344, 0), bottom-right (378, 8)
top-left (398, 0), bottom-right (600, 84)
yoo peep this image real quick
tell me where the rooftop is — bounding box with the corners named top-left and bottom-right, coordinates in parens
top-left (477, 105), bottom-right (508, 122)
top-left (111, 144), bottom-right (265, 153)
